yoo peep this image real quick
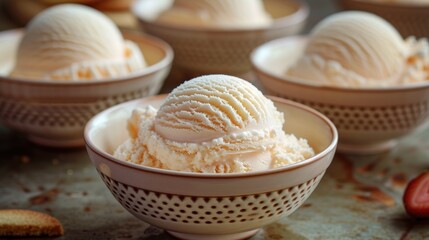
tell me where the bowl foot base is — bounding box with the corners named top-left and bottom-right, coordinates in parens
top-left (167, 229), bottom-right (260, 240)
top-left (27, 136), bottom-right (84, 148)
top-left (338, 140), bottom-right (397, 155)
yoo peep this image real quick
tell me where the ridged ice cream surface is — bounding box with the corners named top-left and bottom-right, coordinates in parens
top-left (154, 75), bottom-right (280, 142)
top-left (114, 75), bottom-right (314, 173)
top-left (156, 0), bottom-right (272, 28)
top-left (287, 11), bottom-right (429, 87)
top-left (10, 4), bottom-right (146, 81)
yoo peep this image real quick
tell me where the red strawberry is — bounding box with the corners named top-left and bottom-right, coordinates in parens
top-left (403, 172), bottom-right (429, 217)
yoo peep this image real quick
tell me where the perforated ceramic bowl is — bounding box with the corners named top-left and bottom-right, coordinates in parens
top-left (132, 0), bottom-right (308, 77)
top-left (0, 29), bottom-right (173, 147)
top-left (252, 36), bottom-right (429, 154)
top-left (338, 0), bottom-right (429, 38)
top-left (84, 95), bottom-right (337, 240)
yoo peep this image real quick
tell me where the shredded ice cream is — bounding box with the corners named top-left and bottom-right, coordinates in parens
top-left (156, 0), bottom-right (272, 29)
top-left (10, 4), bottom-right (146, 81)
top-left (114, 75), bottom-right (314, 173)
top-left (286, 11), bottom-right (429, 87)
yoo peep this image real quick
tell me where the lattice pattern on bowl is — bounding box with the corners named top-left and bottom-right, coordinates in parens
top-left (100, 172), bottom-right (323, 226)
top-left (0, 87), bottom-right (152, 128)
top-left (283, 97), bottom-right (429, 132)
top-left (145, 28), bottom-right (272, 74)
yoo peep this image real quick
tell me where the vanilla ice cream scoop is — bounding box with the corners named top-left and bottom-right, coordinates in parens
top-left (306, 12), bottom-right (405, 80)
top-left (154, 76), bottom-right (281, 143)
top-left (156, 0), bottom-right (272, 29)
top-left (11, 4), bottom-right (146, 81)
top-left (286, 11), bottom-right (427, 87)
top-left (115, 75), bottom-right (314, 173)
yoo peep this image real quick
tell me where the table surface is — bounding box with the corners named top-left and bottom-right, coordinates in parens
top-left (1, 0), bottom-right (429, 239)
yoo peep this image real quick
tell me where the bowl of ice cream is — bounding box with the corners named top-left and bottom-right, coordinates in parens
top-left (252, 11), bottom-right (429, 154)
top-left (338, 0), bottom-right (429, 38)
top-left (0, 4), bottom-right (173, 147)
top-left (85, 75), bottom-right (337, 240)
top-left (132, 0), bottom-right (308, 77)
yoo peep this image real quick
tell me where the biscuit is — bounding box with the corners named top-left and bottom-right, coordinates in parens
top-left (0, 209), bottom-right (64, 237)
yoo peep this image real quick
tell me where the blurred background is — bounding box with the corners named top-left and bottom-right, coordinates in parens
top-left (0, 0), bottom-right (337, 35)
top-left (1, 1), bottom-right (429, 239)
top-left (0, 0), bottom-right (339, 93)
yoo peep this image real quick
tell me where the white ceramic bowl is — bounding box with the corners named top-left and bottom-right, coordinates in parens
top-left (252, 36), bottom-right (429, 154)
top-left (338, 0), bottom-right (429, 38)
top-left (0, 29), bottom-right (173, 147)
top-left (84, 95), bottom-right (337, 240)
top-left (132, 0), bottom-right (308, 77)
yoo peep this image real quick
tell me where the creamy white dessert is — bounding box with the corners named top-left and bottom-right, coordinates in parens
top-left (11, 4), bottom-right (146, 81)
top-left (286, 11), bottom-right (429, 87)
top-left (115, 75), bottom-right (314, 173)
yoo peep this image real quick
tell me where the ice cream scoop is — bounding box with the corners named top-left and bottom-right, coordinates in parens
top-left (154, 75), bottom-right (280, 143)
top-left (115, 75), bottom-right (314, 173)
top-left (10, 4), bottom-right (146, 81)
top-left (156, 0), bottom-right (272, 29)
top-left (306, 11), bottom-right (405, 80)
top-left (287, 11), bottom-right (409, 86)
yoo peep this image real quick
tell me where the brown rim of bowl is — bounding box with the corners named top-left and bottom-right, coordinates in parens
top-left (0, 29), bottom-right (174, 86)
top-left (339, 0), bottom-right (429, 8)
top-left (132, 0), bottom-right (309, 33)
top-left (251, 36), bottom-right (429, 93)
top-left (84, 94), bottom-right (338, 179)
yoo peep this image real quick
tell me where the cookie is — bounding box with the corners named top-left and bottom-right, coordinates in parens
top-left (0, 209), bottom-right (64, 237)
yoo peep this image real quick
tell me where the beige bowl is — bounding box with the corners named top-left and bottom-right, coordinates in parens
top-left (132, 0), bottom-right (308, 77)
top-left (84, 95), bottom-right (337, 240)
top-left (252, 36), bottom-right (429, 154)
top-left (0, 29), bottom-right (173, 148)
top-left (338, 0), bottom-right (429, 38)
